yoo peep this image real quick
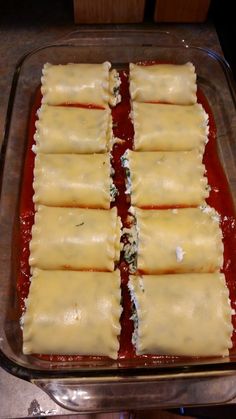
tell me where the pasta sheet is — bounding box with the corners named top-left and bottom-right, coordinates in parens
top-left (29, 206), bottom-right (121, 271)
top-left (34, 105), bottom-right (112, 154)
top-left (132, 102), bottom-right (208, 152)
top-left (129, 62), bottom-right (197, 105)
top-left (133, 207), bottom-right (223, 274)
top-left (129, 273), bottom-right (232, 357)
top-left (124, 150), bottom-right (209, 207)
top-left (23, 269), bottom-right (121, 359)
top-left (33, 153), bottom-right (111, 209)
top-left (41, 62), bottom-right (120, 107)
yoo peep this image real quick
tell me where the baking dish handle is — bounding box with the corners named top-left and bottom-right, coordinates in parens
top-left (54, 29), bottom-right (187, 47)
top-left (33, 373), bottom-right (236, 412)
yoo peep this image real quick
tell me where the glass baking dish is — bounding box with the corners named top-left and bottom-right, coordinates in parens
top-left (1, 31), bottom-right (236, 412)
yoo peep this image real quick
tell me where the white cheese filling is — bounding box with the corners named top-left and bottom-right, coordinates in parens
top-left (122, 220), bottom-right (138, 273)
top-left (199, 204), bottom-right (221, 223)
top-left (109, 156), bottom-right (118, 202)
top-left (121, 151), bottom-right (132, 195)
top-left (110, 181), bottom-right (118, 202)
top-left (128, 280), bottom-right (139, 349)
top-left (175, 246), bottom-right (186, 263)
top-left (110, 69), bottom-right (121, 105)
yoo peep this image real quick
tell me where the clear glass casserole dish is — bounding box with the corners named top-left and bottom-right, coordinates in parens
top-left (1, 31), bottom-right (236, 412)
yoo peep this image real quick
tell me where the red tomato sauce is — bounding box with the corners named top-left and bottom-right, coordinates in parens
top-left (17, 70), bottom-right (236, 363)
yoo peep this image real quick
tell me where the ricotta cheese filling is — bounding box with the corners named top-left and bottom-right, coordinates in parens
top-left (109, 69), bottom-right (122, 106)
top-left (121, 151), bottom-right (132, 195)
top-left (129, 273), bottom-right (233, 357)
top-left (175, 246), bottom-right (186, 263)
top-left (128, 280), bottom-right (139, 349)
top-left (110, 181), bottom-right (118, 202)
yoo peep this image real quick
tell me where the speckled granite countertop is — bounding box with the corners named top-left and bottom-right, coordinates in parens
top-left (0, 20), bottom-right (235, 418)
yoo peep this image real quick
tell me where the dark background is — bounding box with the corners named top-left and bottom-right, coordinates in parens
top-left (209, 0), bottom-right (236, 79)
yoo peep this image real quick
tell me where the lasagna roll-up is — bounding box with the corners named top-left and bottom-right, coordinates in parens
top-left (122, 150), bottom-right (209, 207)
top-left (132, 102), bottom-right (208, 152)
top-left (129, 62), bottom-right (197, 105)
top-left (33, 153), bottom-right (115, 209)
top-left (29, 206), bottom-right (121, 271)
top-left (124, 207), bottom-right (223, 274)
top-left (129, 273), bottom-right (232, 357)
top-left (23, 269), bottom-right (121, 359)
top-left (34, 105), bottom-right (112, 154)
top-left (41, 62), bottom-right (120, 107)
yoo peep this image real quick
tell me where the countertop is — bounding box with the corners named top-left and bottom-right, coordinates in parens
top-left (1, 15), bottom-right (236, 418)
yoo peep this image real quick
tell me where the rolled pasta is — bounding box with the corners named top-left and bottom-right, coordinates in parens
top-left (41, 62), bottom-right (120, 107)
top-left (33, 153), bottom-right (114, 209)
top-left (34, 105), bottom-right (112, 154)
top-left (124, 207), bottom-right (223, 274)
top-left (132, 102), bottom-right (208, 152)
top-left (23, 269), bottom-right (121, 359)
top-left (129, 62), bottom-right (197, 105)
top-left (129, 273), bottom-right (233, 357)
top-left (122, 149), bottom-right (209, 207)
top-left (29, 206), bottom-right (121, 271)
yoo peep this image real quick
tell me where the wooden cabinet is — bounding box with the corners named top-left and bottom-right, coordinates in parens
top-left (73, 0), bottom-right (145, 24)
